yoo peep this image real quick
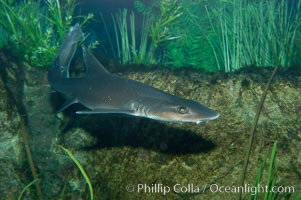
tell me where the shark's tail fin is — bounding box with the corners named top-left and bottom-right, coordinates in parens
top-left (52, 23), bottom-right (84, 78)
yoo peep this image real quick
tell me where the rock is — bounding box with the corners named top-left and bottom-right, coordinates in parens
top-left (0, 51), bottom-right (300, 199)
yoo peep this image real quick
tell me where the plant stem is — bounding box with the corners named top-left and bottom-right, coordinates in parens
top-left (238, 66), bottom-right (278, 200)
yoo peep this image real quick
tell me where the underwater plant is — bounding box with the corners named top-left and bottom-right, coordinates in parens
top-left (17, 179), bottom-right (38, 200)
top-left (201, 0), bottom-right (301, 71)
top-left (60, 145), bottom-right (94, 200)
top-left (111, 9), bottom-right (153, 64)
top-left (248, 141), bottom-right (300, 200)
top-left (132, 0), bottom-right (301, 71)
top-left (249, 141), bottom-right (279, 200)
top-left (0, 0), bottom-right (93, 67)
top-left (162, 0), bottom-right (220, 71)
top-left (136, 0), bottom-right (182, 64)
top-left (107, 0), bottom-right (182, 65)
top-left (15, 146), bottom-right (94, 199)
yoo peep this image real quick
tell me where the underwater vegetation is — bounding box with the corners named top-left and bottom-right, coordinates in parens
top-left (199, 0), bottom-right (301, 71)
top-left (0, 0), bottom-right (93, 67)
top-left (248, 141), bottom-right (301, 200)
top-left (1, 0), bottom-right (300, 71)
top-left (60, 145), bottom-right (93, 200)
top-left (102, 0), bottom-right (301, 71)
top-left (15, 146), bottom-right (93, 200)
top-left (249, 141), bottom-right (280, 200)
top-left (104, 0), bottom-right (182, 65)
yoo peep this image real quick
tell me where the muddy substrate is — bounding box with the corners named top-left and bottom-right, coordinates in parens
top-left (0, 52), bottom-right (300, 199)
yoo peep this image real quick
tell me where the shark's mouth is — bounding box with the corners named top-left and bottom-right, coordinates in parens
top-left (196, 114), bottom-right (220, 124)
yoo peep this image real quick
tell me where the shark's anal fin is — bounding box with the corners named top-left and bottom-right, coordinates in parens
top-left (76, 109), bottom-right (134, 115)
top-left (57, 99), bottom-right (77, 113)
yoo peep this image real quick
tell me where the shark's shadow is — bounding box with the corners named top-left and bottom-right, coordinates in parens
top-left (58, 103), bottom-right (215, 155)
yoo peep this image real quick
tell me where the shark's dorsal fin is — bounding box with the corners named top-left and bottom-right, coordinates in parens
top-left (82, 46), bottom-right (110, 77)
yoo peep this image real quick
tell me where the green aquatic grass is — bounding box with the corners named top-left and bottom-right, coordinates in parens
top-left (0, 0), bottom-right (93, 67)
top-left (112, 9), bottom-right (153, 64)
top-left (109, 0), bottom-right (181, 65)
top-left (45, 0), bottom-right (75, 40)
top-left (265, 141), bottom-right (278, 200)
top-left (148, 0), bottom-right (182, 49)
top-left (202, 0), bottom-right (301, 71)
top-left (294, 194), bottom-right (301, 200)
top-left (248, 141), bottom-right (278, 200)
top-left (60, 145), bottom-right (94, 200)
top-left (138, 0), bottom-right (182, 64)
top-left (163, 0), bottom-right (220, 71)
top-left (248, 141), bottom-right (300, 200)
top-left (133, 0), bottom-right (301, 71)
top-left (112, 9), bottom-right (131, 64)
top-left (18, 179), bottom-right (38, 200)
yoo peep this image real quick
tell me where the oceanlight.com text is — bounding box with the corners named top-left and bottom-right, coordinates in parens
top-left (209, 183), bottom-right (295, 195)
top-left (125, 183), bottom-right (295, 196)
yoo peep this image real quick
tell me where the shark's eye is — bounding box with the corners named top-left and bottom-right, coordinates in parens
top-left (176, 106), bottom-right (189, 114)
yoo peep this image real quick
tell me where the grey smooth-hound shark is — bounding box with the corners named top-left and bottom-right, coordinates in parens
top-left (48, 24), bottom-right (219, 124)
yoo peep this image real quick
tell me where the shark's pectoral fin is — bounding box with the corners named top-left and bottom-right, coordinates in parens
top-left (57, 99), bottom-right (77, 113)
top-left (76, 109), bottom-right (134, 115)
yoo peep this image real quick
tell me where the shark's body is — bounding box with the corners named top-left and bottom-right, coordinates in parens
top-left (48, 24), bottom-right (219, 124)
